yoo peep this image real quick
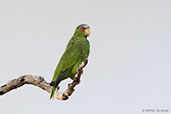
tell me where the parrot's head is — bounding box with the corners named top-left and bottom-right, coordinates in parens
top-left (75, 24), bottom-right (90, 37)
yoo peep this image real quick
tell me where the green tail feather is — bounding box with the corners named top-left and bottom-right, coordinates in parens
top-left (50, 67), bottom-right (72, 99)
top-left (50, 86), bottom-right (56, 99)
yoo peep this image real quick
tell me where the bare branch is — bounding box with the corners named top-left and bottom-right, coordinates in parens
top-left (0, 59), bottom-right (88, 100)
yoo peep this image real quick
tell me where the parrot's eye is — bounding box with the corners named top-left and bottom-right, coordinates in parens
top-left (79, 26), bottom-right (86, 31)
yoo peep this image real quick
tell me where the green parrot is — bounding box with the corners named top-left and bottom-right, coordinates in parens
top-left (50, 24), bottom-right (90, 99)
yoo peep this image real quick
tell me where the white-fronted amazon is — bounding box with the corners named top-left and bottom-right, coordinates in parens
top-left (50, 24), bottom-right (90, 99)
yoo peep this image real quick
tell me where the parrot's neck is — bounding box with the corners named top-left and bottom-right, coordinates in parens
top-left (72, 29), bottom-right (87, 38)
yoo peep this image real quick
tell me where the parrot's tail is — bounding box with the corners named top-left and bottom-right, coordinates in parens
top-left (50, 86), bottom-right (56, 99)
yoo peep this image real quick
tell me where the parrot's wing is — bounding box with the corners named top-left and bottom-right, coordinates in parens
top-left (61, 39), bottom-right (81, 70)
top-left (53, 67), bottom-right (72, 87)
top-left (52, 38), bottom-right (81, 82)
top-left (50, 39), bottom-right (81, 99)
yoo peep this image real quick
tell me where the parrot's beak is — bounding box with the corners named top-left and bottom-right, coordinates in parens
top-left (84, 28), bottom-right (90, 36)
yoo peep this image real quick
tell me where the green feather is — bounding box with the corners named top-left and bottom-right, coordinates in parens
top-left (50, 86), bottom-right (56, 99)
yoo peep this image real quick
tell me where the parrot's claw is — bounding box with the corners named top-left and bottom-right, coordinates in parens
top-left (76, 69), bottom-right (79, 74)
top-left (79, 61), bottom-right (85, 68)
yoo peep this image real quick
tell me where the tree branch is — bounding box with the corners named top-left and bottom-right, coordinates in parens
top-left (0, 59), bottom-right (88, 100)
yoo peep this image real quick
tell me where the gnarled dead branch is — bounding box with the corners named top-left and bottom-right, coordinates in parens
top-left (0, 59), bottom-right (88, 100)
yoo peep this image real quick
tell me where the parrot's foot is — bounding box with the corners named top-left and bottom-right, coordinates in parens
top-left (79, 61), bottom-right (85, 68)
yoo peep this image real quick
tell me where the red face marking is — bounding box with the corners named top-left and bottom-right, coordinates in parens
top-left (80, 26), bottom-right (87, 31)
top-left (82, 26), bottom-right (86, 30)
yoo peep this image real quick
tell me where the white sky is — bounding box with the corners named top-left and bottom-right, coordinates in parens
top-left (0, 0), bottom-right (171, 114)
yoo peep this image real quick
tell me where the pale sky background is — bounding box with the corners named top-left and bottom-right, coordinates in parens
top-left (0, 0), bottom-right (171, 114)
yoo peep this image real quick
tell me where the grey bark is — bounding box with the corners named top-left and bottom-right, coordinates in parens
top-left (0, 59), bottom-right (88, 100)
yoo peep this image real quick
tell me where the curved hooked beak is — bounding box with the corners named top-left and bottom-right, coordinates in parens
top-left (84, 28), bottom-right (90, 36)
